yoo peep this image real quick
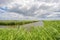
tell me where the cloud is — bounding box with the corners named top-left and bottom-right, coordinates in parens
top-left (0, 0), bottom-right (14, 5)
top-left (0, 0), bottom-right (60, 20)
top-left (0, 9), bottom-right (37, 20)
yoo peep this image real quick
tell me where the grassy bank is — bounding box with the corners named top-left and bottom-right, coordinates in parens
top-left (0, 20), bottom-right (38, 25)
top-left (0, 21), bottom-right (60, 40)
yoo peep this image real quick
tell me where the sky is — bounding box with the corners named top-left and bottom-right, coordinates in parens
top-left (0, 0), bottom-right (60, 20)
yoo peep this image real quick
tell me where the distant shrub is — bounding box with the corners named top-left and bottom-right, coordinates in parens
top-left (0, 20), bottom-right (38, 25)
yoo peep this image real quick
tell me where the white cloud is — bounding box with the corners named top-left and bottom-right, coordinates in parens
top-left (0, 0), bottom-right (60, 20)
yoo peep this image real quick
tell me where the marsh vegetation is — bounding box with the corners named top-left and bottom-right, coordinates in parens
top-left (0, 21), bottom-right (60, 40)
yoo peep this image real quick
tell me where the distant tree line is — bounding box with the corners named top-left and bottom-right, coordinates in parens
top-left (0, 21), bottom-right (38, 25)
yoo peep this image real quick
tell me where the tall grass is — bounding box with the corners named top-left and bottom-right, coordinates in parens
top-left (0, 21), bottom-right (60, 40)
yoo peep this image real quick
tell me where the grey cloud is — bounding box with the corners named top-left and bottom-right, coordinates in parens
top-left (37, 12), bottom-right (60, 19)
top-left (39, 4), bottom-right (52, 10)
top-left (0, 0), bottom-right (14, 5)
top-left (50, 4), bottom-right (60, 12)
top-left (7, 2), bottom-right (53, 16)
top-left (36, 0), bottom-right (60, 3)
top-left (7, 4), bottom-right (39, 16)
top-left (1, 0), bottom-right (60, 20)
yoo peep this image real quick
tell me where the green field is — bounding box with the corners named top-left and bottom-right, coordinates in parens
top-left (0, 21), bottom-right (60, 40)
